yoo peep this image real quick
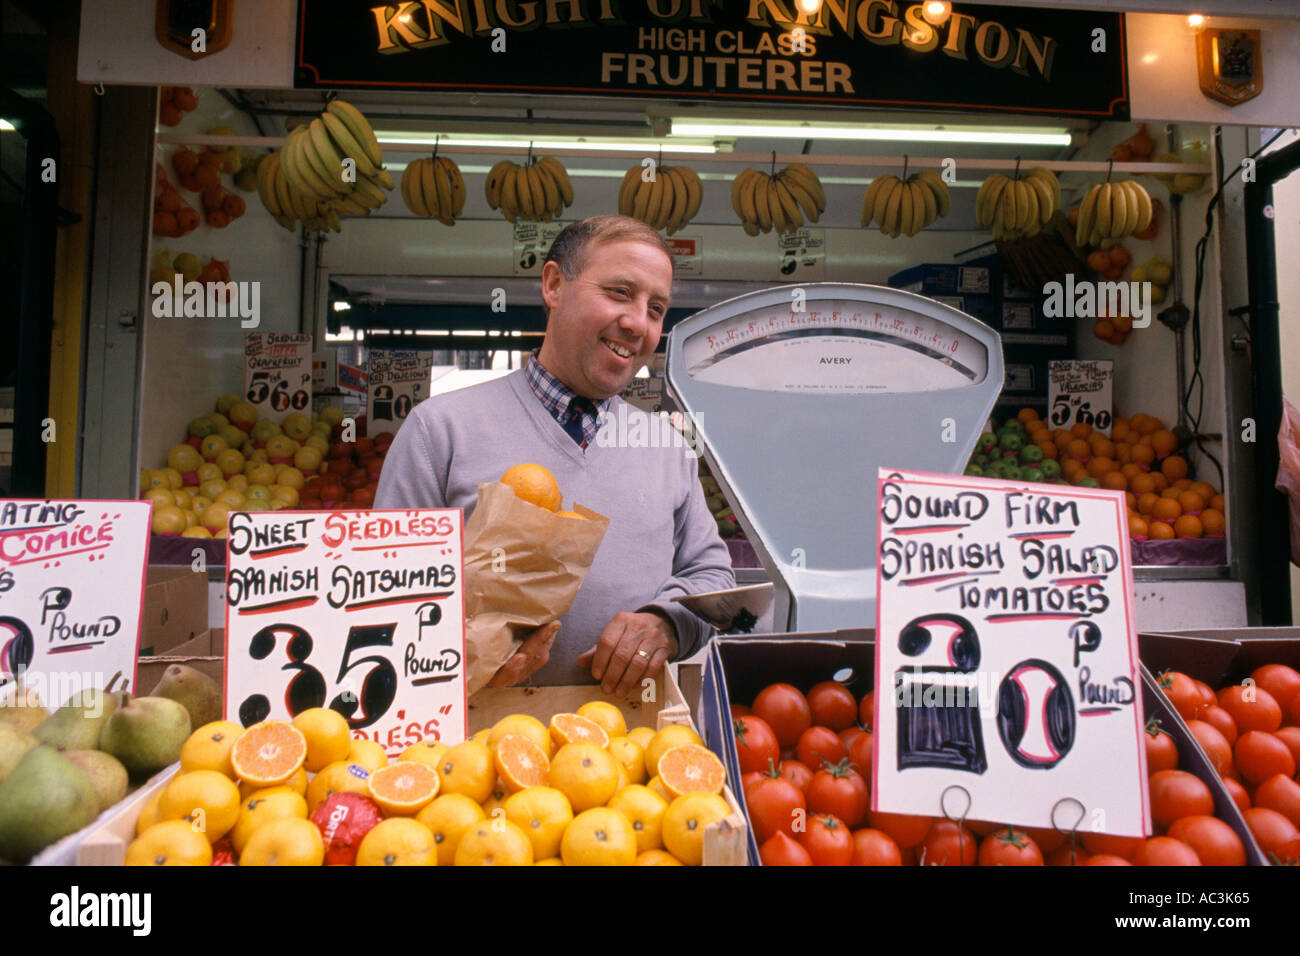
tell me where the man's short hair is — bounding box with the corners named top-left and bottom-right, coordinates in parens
top-left (544, 215), bottom-right (673, 281)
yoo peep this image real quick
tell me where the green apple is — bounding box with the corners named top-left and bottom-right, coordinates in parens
top-left (1041, 459), bottom-right (1061, 479)
top-left (1020, 444), bottom-right (1044, 464)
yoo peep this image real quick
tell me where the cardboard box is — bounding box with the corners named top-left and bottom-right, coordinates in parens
top-left (135, 628), bottom-right (223, 693)
top-left (313, 350), bottom-right (367, 395)
top-left (139, 565), bottom-right (208, 657)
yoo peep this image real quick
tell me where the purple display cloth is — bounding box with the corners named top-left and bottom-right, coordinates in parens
top-left (1130, 536), bottom-right (1227, 567)
top-left (726, 538), bottom-right (761, 569)
top-left (148, 534), bottom-right (226, 567)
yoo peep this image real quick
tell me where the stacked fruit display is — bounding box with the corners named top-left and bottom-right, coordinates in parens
top-left (126, 704), bottom-right (730, 866)
top-left (401, 155), bottom-right (468, 225)
top-left (152, 162), bottom-right (202, 238)
top-left (617, 162), bottom-right (704, 235)
top-left (974, 167), bottom-right (1062, 241)
top-left (730, 164), bottom-right (827, 236)
top-left (861, 169), bottom-right (953, 238)
top-left (1074, 178), bottom-right (1155, 248)
top-left (148, 250), bottom-right (230, 289)
top-left (484, 157), bottom-right (576, 223)
top-left (698, 461), bottom-right (740, 539)
top-left (158, 86), bottom-right (199, 127)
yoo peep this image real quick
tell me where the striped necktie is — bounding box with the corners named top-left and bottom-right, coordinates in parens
top-left (562, 397), bottom-right (594, 447)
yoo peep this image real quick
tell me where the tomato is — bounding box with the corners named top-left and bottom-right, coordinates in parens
top-left (1289, 692), bottom-right (1300, 727)
top-left (1253, 773), bottom-right (1300, 828)
top-left (866, 809), bottom-right (932, 849)
top-left (1046, 842), bottom-right (1089, 866)
top-left (798, 814), bottom-right (854, 866)
top-left (1193, 678), bottom-right (1217, 710)
top-left (1200, 705), bottom-right (1239, 746)
top-left (1275, 836), bottom-right (1300, 866)
top-left (751, 683), bottom-right (812, 749)
top-left (977, 827), bottom-right (1043, 866)
top-left (1273, 726), bottom-right (1300, 769)
top-left (741, 770), bottom-right (765, 793)
top-left (1184, 720), bottom-right (1233, 777)
top-left (1083, 854), bottom-right (1133, 865)
top-left (897, 843), bottom-right (917, 866)
top-left (1158, 670), bottom-right (1204, 721)
top-left (745, 775), bottom-right (806, 843)
top-left (777, 759), bottom-right (813, 792)
top-left (759, 830), bottom-right (813, 866)
top-left (847, 731), bottom-right (873, 782)
top-left (1222, 776), bottom-right (1252, 815)
top-left (1080, 831), bottom-right (1145, 860)
top-left (1242, 807), bottom-right (1300, 860)
top-left (807, 681), bottom-right (857, 731)
top-left (729, 704), bottom-right (751, 720)
top-left (1234, 730), bottom-right (1296, 784)
top-left (918, 820), bottom-right (978, 866)
top-left (1132, 837), bottom-right (1201, 866)
top-left (858, 690), bottom-right (875, 732)
top-left (1166, 815), bottom-right (1246, 866)
top-left (733, 715), bottom-right (781, 775)
top-left (1251, 664), bottom-right (1300, 716)
top-left (963, 818), bottom-right (996, 838)
top-left (805, 759), bottom-right (869, 827)
top-left (1144, 718), bottom-right (1180, 775)
top-left (838, 726), bottom-right (867, 751)
top-left (1024, 825), bottom-right (1065, 854)
top-left (795, 726), bottom-right (847, 770)
top-left (850, 828), bottom-right (902, 866)
top-left (1217, 685), bottom-right (1283, 734)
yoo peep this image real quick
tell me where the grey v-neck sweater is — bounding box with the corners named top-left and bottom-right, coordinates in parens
top-left (374, 369), bottom-right (735, 685)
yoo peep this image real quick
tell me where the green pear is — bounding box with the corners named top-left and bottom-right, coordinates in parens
top-left (149, 664), bottom-right (222, 731)
top-left (0, 745), bottom-right (100, 862)
top-left (98, 696), bottom-right (191, 779)
top-left (0, 724), bottom-right (39, 784)
top-left (0, 683), bottom-right (48, 734)
top-left (63, 750), bottom-right (129, 814)
top-left (33, 685), bottom-right (125, 751)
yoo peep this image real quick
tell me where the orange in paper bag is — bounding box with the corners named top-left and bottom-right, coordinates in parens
top-left (501, 463), bottom-right (562, 512)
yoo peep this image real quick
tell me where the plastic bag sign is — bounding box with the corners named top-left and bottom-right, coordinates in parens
top-left (223, 508), bottom-right (466, 755)
top-left (873, 469), bottom-right (1150, 837)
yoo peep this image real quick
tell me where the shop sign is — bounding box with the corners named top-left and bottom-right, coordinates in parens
top-left (224, 509), bottom-right (467, 753)
top-left (874, 468), bottom-right (1149, 836)
top-left (620, 353), bottom-right (666, 412)
top-left (1196, 28), bottom-right (1263, 107)
top-left (0, 500), bottom-right (152, 700)
top-left (666, 238), bottom-right (702, 276)
top-left (512, 222), bottom-right (563, 276)
top-left (296, 1), bottom-right (1128, 119)
top-left (1048, 360), bottom-right (1113, 437)
top-left (245, 333), bottom-right (313, 421)
top-left (156, 0), bottom-right (234, 60)
top-left (367, 350), bottom-right (436, 430)
top-left (778, 228), bottom-right (825, 279)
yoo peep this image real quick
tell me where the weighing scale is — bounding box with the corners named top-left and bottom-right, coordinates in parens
top-left (665, 283), bottom-right (1004, 633)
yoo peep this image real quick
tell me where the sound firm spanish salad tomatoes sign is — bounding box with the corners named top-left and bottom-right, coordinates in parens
top-left (245, 332), bottom-right (313, 420)
top-left (0, 500), bottom-right (152, 700)
top-left (874, 469), bottom-right (1150, 836)
top-left (223, 509), bottom-right (466, 755)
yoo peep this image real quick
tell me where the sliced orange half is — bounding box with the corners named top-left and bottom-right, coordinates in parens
top-left (367, 761), bottom-right (441, 817)
top-left (230, 721), bottom-right (308, 788)
top-left (549, 712), bottom-right (610, 749)
top-left (657, 744), bottom-right (725, 799)
top-left (493, 734), bottom-right (551, 792)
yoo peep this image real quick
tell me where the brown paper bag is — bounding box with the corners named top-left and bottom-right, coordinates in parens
top-left (462, 482), bottom-right (609, 693)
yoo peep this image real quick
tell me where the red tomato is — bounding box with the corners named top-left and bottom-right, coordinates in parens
top-left (795, 726), bottom-right (847, 771)
top-left (1234, 730), bottom-right (1296, 784)
top-left (1046, 842), bottom-right (1089, 866)
top-left (1080, 831), bottom-right (1145, 860)
top-left (745, 776), bottom-right (806, 843)
top-left (917, 820), bottom-right (977, 866)
top-left (1200, 705), bottom-right (1239, 746)
top-left (729, 704), bottom-right (751, 720)
top-left (1222, 776), bottom-right (1252, 815)
top-left (1132, 837), bottom-right (1201, 866)
top-left (1275, 836), bottom-right (1300, 866)
top-left (807, 681), bottom-right (858, 731)
top-left (798, 814), bottom-right (854, 866)
top-left (1149, 770), bottom-right (1215, 830)
top-left (1144, 719), bottom-right (1180, 775)
top-left (964, 818), bottom-right (996, 838)
top-left (1166, 815), bottom-right (1246, 866)
top-left (759, 831), bottom-right (813, 866)
top-left (1218, 685), bottom-right (1283, 734)
top-left (1083, 854), bottom-right (1133, 865)
top-left (858, 690), bottom-right (875, 732)
top-left (866, 809), bottom-right (932, 849)
top-left (751, 683), bottom-right (812, 749)
top-left (733, 715), bottom-right (781, 775)
top-left (1193, 678), bottom-right (1217, 710)
top-left (977, 827), bottom-right (1043, 866)
top-left (1158, 670), bottom-right (1204, 721)
top-left (1273, 726), bottom-right (1300, 769)
top-left (1253, 773), bottom-right (1300, 828)
top-left (1289, 692), bottom-right (1300, 727)
top-left (850, 828), bottom-right (902, 866)
top-left (741, 770), bottom-right (765, 793)
top-left (1242, 807), bottom-right (1300, 860)
top-left (777, 759), bottom-right (813, 792)
top-left (1251, 664), bottom-right (1300, 716)
top-left (838, 726), bottom-right (867, 751)
top-left (897, 843), bottom-right (917, 866)
top-left (1184, 720), bottom-right (1233, 777)
top-left (847, 731), bottom-right (873, 782)
top-left (1024, 826), bottom-right (1066, 854)
top-left (805, 760), bottom-right (869, 827)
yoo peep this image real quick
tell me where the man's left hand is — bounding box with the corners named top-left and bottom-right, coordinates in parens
top-left (577, 611), bottom-right (678, 697)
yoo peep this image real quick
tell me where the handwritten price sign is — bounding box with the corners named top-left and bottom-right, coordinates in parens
top-left (245, 332), bottom-right (313, 421)
top-left (223, 509), bottom-right (466, 755)
top-left (0, 500), bottom-right (152, 700)
top-left (873, 469), bottom-right (1150, 837)
top-left (367, 349), bottom-right (435, 430)
top-left (1048, 360), bottom-right (1114, 436)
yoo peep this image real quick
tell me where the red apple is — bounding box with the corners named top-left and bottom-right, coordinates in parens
top-left (354, 437), bottom-right (374, 456)
top-left (345, 471), bottom-right (369, 491)
top-left (350, 488), bottom-right (375, 508)
top-left (327, 443), bottom-right (351, 460)
top-left (373, 431), bottom-right (394, 450)
top-left (185, 436), bottom-right (203, 449)
top-left (364, 458), bottom-right (383, 478)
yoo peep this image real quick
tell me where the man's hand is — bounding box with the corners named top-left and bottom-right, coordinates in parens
top-left (577, 611), bottom-right (678, 697)
top-left (490, 621), bottom-right (561, 689)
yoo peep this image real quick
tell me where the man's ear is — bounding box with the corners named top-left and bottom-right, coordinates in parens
top-left (540, 260), bottom-right (565, 319)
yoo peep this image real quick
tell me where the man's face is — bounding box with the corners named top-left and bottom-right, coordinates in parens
top-left (538, 238), bottom-right (672, 399)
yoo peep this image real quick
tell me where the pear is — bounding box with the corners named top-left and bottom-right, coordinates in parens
top-left (63, 750), bottom-right (129, 814)
top-left (98, 696), bottom-right (191, 779)
top-left (0, 724), bottom-right (38, 783)
top-left (150, 664), bottom-right (222, 731)
top-left (0, 745), bottom-right (100, 862)
top-left (33, 684), bottom-right (125, 752)
top-left (0, 683), bottom-right (48, 734)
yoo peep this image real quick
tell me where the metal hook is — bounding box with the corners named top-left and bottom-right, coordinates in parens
top-left (431, 134), bottom-right (440, 162)
top-left (1051, 796), bottom-right (1087, 860)
top-left (770, 150), bottom-right (777, 177)
top-left (94, 81), bottom-right (105, 96)
top-left (1106, 158), bottom-right (1114, 182)
top-left (1014, 155), bottom-right (1022, 180)
top-left (527, 140), bottom-right (534, 165)
top-left (902, 153), bottom-right (909, 181)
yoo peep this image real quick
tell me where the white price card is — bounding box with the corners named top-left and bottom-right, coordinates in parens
top-left (367, 350), bottom-right (436, 432)
top-left (777, 228), bottom-right (825, 280)
top-left (1048, 361), bottom-right (1114, 437)
top-left (245, 332), bottom-right (313, 421)
top-left (0, 500), bottom-right (152, 700)
top-left (665, 237), bottom-right (702, 276)
top-left (512, 221), bottom-right (563, 275)
top-left (223, 509), bottom-right (466, 756)
top-left (873, 468), bottom-right (1150, 837)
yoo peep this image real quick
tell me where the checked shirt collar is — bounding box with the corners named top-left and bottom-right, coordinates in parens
top-left (524, 350), bottom-right (611, 449)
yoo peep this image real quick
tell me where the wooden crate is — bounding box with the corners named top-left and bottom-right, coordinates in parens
top-left (76, 763), bottom-right (179, 866)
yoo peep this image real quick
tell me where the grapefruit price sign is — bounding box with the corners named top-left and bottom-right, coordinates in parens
top-left (223, 509), bottom-right (466, 755)
top-left (0, 500), bottom-right (152, 701)
top-left (873, 469), bottom-right (1150, 837)
top-left (245, 332), bottom-right (313, 421)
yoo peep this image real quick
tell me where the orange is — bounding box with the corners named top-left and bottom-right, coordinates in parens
top-left (1052, 429), bottom-right (1073, 449)
top-left (550, 743), bottom-right (620, 812)
top-left (1102, 471), bottom-right (1128, 491)
top-left (1070, 422), bottom-right (1093, 440)
top-left (493, 734), bottom-right (550, 792)
top-left (231, 786), bottom-right (309, 855)
top-left (1121, 464), bottom-right (1143, 482)
top-left (136, 789), bottom-right (164, 837)
top-left (243, 765), bottom-right (306, 800)
top-left (1129, 413), bottom-right (1150, 433)
top-left (657, 744), bottom-right (726, 798)
top-left (1110, 314), bottom-right (1134, 334)
top-left (576, 700), bottom-right (629, 739)
top-left (1148, 520), bottom-right (1176, 540)
top-left (454, 820), bottom-right (534, 866)
top-left (1129, 515), bottom-right (1149, 537)
top-left (1087, 457), bottom-right (1117, 479)
top-left (231, 721), bottom-right (307, 788)
top-left (1112, 417), bottom-right (1131, 441)
top-left (158, 770), bottom-right (242, 843)
top-left (1066, 439), bottom-right (1091, 461)
top-left (1090, 437), bottom-right (1117, 459)
top-left (643, 724), bottom-right (704, 779)
top-left (1151, 498), bottom-right (1182, 522)
top-left (1209, 494), bottom-right (1226, 512)
top-left (1200, 508), bottom-right (1226, 535)
top-left (1125, 491), bottom-right (1137, 511)
top-left (1062, 460), bottom-right (1085, 482)
top-left (1017, 408), bottom-right (1039, 423)
top-left (1174, 515), bottom-right (1204, 538)
top-left (1160, 486), bottom-right (1182, 499)
top-left (500, 463), bottom-right (561, 512)
top-left (1177, 491), bottom-right (1206, 514)
top-left (488, 713), bottom-right (554, 759)
top-left (1174, 478), bottom-right (1193, 490)
top-left (1116, 442), bottom-right (1134, 464)
top-left (607, 736), bottom-right (648, 786)
top-left (347, 738), bottom-right (389, 770)
top-left (416, 793), bottom-right (486, 866)
top-left (561, 807), bottom-right (637, 866)
top-left (1161, 456), bottom-right (1188, 481)
top-left (1093, 320), bottom-right (1115, 341)
top-left (1190, 481), bottom-right (1216, 501)
top-left (636, 849), bottom-right (684, 865)
top-left (1137, 416), bottom-right (1164, 435)
top-left (399, 739), bottom-right (450, 771)
top-left (356, 817), bottom-right (437, 866)
top-left (646, 775), bottom-right (672, 802)
top-left (1087, 250), bottom-right (1110, 272)
top-left (481, 777), bottom-right (510, 818)
top-left (470, 728), bottom-right (493, 746)
top-left (125, 820), bottom-right (213, 866)
top-left (1150, 472), bottom-right (1169, 492)
top-left (549, 712), bottom-right (610, 749)
top-left (607, 784), bottom-right (668, 854)
top-left (1035, 440), bottom-right (1058, 460)
top-left (239, 816), bottom-right (325, 866)
top-left (1130, 474), bottom-right (1156, 495)
top-left (305, 761), bottom-right (371, 813)
top-left (661, 793), bottom-right (730, 866)
top-left (535, 858), bottom-right (564, 865)
top-left (437, 740), bottom-right (496, 804)
top-left (368, 761), bottom-right (441, 816)
top-left (292, 707), bottom-right (352, 773)
top-left (180, 720), bottom-right (244, 778)
top-left (626, 726), bottom-right (655, 751)
top-left (1151, 429), bottom-right (1177, 457)
top-left (503, 786), bottom-right (573, 859)
top-left (1136, 492), bottom-right (1159, 516)
top-left (1130, 444), bottom-right (1155, 467)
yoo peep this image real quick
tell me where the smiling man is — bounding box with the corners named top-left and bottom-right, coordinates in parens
top-left (375, 215), bottom-right (734, 694)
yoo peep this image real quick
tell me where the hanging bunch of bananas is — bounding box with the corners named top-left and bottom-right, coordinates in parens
top-left (401, 156), bottom-right (467, 226)
top-left (861, 170), bottom-right (951, 237)
top-left (1073, 178), bottom-right (1154, 248)
top-left (484, 157), bottom-right (574, 223)
top-left (257, 99), bottom-right (394, 232)
top-left (975, 167), bottom-right (1061, 240)
top-left (730, 164), bottom-right (826, 236)
top-left (616, 163), bottom-right (703, 235)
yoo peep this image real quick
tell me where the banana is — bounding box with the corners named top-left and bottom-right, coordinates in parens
top-left (514, 162), bottom-right (536, 220)
top-left (1076, 184), bottom-right (1099, 246)
top-left (500, 165), bottom-right (519, 222)
top-left (737, 170), bottom-right (760, 225)
top-left (306, 119), bottom-right (351, 195)
top-left (774, 177), bottom-right (796, 233)
top-left (325, 100), bottom-right (383, 169)
top-left (1127, 180), bottom-right (1153, 234)
top-left (334, 194), bottom-right (371, 217)
top-left (1027, 166), bottom-right (1061, 212)
top-left (861, 175), bottom-right (889, 227)
top-left (916, 169), bottom-right (950, 218)
top-left (443, 158), bottom-right (466, 217)
top-left (1095, 183), bottom-right (1113, 238)
top-left (400, 161), bottom-right (422, 215)
top-left (881, 179), bottom-right (903, 237)
top-left (353, 177), bottom-right (388, 209)
top-left (977, 175), bottom-right (1008, 228)
top-left (276, 133), bottom-right (315, 201)
top-left (372, 168), bottom-right (396, 191)
top-left (320, 111), bottom-right (379, 179)
top-left (485, 159), bottom-right (513, 210)
top-left (779, 170), bottom-right (820, 224)
top-left (773, 177), bottom-right (803, 231)
top-left (1018, 180), bottom-right (1038, 233)
top-left (537, 156), bottom-right (574, 208)
top-left (526, 164), bottom-right (548, 222)
top-left (783, 163), bottom-right (826, 212)
top-left (620, 165), bottom-right (643, 217)
top-left (273, 163), bottom-right (301, 222)
top-left (633, 169), bottom-right (654, 222)
top-left (292, 128), bottom-right (342, 200)
top-left (664, 168), bottom-right (686, 232)
top-left (753, 174), bottom-right (773, 232)
top-left (431, 158), bottom-right (454, 225)
top-left (870, 175), bottom-right (898, 228)
top-left (534, 161), bottom-right (561, 220)
top-left (742, 219), bottom-right (760, 237)
top-left (256, 152), bottom-right (282, 218)
top-left (642, 167), bottom-right (664, 228)
top-left (677, 166), bottom-right (702, 229)
top-left (895, 181), bottom-right (913, 238)
top-left (1025, 173), bottom-right (1054, 224)
top-left (913, 177), bottom-right (937, 231)
top-left (1110, 180), bottom-right (1130, 237)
